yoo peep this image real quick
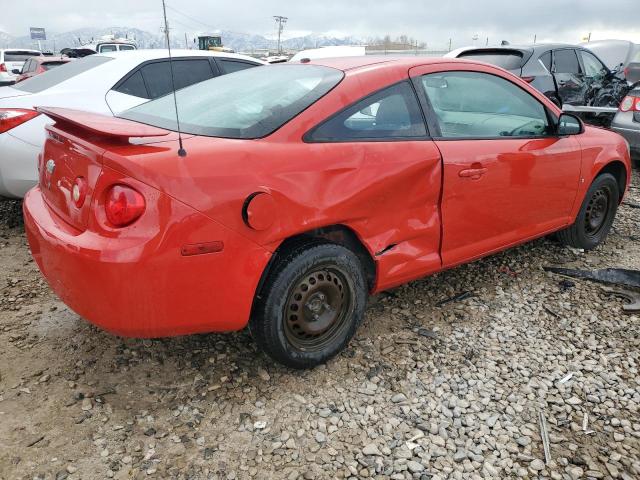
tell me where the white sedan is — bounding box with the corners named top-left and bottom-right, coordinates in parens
top-left (0, 49), bottom-right (266, 198)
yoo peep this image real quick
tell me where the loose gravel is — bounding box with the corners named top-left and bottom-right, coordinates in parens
top-left (1, 174), bottom-right (639, 480)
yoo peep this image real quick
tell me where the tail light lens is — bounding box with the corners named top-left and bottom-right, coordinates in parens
top-left (620, 96), bottom-right (640, 112)
top-left (0, 63), bottom-right (6, 72)
top-left (104, 185), bottom-right (145, 227)
top-left (0, 109), bottom-right (40, 134)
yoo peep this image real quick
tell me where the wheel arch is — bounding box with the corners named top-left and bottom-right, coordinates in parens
top-left (254, 224), bottom-right (377, 303)
top-left (594, 160), bottom-right (628, 202)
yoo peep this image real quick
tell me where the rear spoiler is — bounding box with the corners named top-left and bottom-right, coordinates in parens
top-left (36, 107), bottom-right (170, 139)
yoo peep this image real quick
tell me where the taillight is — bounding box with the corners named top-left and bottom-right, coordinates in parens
top-left (0, 63), bottom-right (6, 72)
top-left (104, 185), bottom-right (145, 227)
top-left (620, 96), bottom-right (640, 112)
top-left (0, 109), bottom-right (40, 134)
top-left (72, 177), bottom-right (88, 208)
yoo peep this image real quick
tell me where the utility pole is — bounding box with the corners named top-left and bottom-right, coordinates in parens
top-left (273, 15), bottom-right (288, 54)
top-left (184, 32), bottom-right (189, 49)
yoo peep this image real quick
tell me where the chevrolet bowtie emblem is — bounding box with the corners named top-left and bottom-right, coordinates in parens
top-left (45, 159), bottom-right (56, 175)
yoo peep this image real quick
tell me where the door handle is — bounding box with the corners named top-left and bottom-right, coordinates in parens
top-left (459, 167), bottom-right (488, 179)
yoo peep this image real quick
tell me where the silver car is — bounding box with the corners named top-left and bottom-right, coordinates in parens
top-left (611, 88), bottom-right (640, 164)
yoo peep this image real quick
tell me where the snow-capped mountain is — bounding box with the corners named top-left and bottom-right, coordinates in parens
top-left (0, 27), bottom-right (365, 53)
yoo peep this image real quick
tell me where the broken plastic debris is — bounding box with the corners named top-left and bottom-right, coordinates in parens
top-left (544, 267), bottom-right (640, 289)
top-left (539, 410), bottom-right (552, 465)
top-left (558, 372), bottom-right (574, 384)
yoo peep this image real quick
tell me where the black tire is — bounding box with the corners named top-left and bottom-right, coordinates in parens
top-left (250, 241), bottom-right (367, 369)
top-left (557, 173), bottom-right (619, 250)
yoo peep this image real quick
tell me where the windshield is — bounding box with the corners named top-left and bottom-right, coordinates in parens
top-left (13, 56), bottom-right (113, 93)
top-left (119, 64), bottom-right (344, 139)
top-left (458, 50), bottom-right (525, 71)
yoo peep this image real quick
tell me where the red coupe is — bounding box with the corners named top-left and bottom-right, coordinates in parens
top-left (23, 57), bottom-right (631, 368)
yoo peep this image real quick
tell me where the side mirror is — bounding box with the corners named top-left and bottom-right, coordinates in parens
top-left (557, 113), bottom-right (583, 135)
top-left (11, 69), bottom-right (21, 74)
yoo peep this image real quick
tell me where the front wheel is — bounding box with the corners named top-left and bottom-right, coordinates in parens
top-left (558, 173), bottom-right (619, 250)
top-left (250, 241), bottom-right (367, 369)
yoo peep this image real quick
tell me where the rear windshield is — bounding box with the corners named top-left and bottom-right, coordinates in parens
top-left (5, 51), bottom-right (42, 62)
top-left (42, 61), bottom-right (68, 71)
top-left (13, 56), bottom-right (113, 93)
top-left (458, 50), bottom-right (525, 70)
top-left (120, 64), bottom-right (344, 139)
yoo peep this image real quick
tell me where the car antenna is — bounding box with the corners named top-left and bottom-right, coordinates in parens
top-left (161, 0), bottom-right (187, 157)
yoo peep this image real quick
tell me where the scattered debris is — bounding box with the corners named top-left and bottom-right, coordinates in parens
top-left (498, 266), bottom-right (518, 277)
top-left (435, 290), bottom-right (473, 307)
top-left (544, 267), bottom-right (640, 289)
top-left (405, 432), bottom-right (424, 450)
top-left (601, 287), bottom-right (640, 313)
top-left (558, 372), bottom-right (574, 384)
top-left (539, 410), bottom-right (552, 465)
top-left (416, 328), bottom-right (437, 339)
top-left (559, 279), bottom-right (575, 291)
top-left (544, 306), bottom-right (560, 318)
top-left (582, 412), bottom-right (595, 435)
top-left (26, 436), bottom-right (45, 448)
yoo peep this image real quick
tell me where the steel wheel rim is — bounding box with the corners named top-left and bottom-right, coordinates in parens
top-left (284, 266), bottom-right (354, 351)
top-left (584, 186), bottom-right (611, 237)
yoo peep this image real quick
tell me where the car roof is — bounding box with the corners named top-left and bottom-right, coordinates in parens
top-left (95, 49), bottom-right (266, 64)
top-left (305, 55), bottom-right (482, 72)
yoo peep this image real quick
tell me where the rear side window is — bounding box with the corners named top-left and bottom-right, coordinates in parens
top-left (4, 51), bottom-right (41, 62)
top-left (219, 59), bottom-right (258, 74)
top-left (115, 70), bottom-right (148, 98)
top-left (13, 55), bottom-right (114, 93)
top-left (554, 49), bottom-right (581, 74)
top-left (307, 82), bottom-right (426, 142)
top-left (139, 59), bottom-right (215, 98)
top-left (458, 50), bottom-right (525, 70)
top-left (539, 52), bottom-right (552, 72)
top-left (119, 45), bottom-right (135, 51)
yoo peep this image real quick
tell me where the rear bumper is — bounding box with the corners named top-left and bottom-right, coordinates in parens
top-left (23, 187), bottom-right (271, 337)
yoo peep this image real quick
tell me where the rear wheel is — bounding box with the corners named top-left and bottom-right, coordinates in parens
top-left (250, 241), bottom-right (367, 369)
top-left (558, 173), bottom-right (619, 250)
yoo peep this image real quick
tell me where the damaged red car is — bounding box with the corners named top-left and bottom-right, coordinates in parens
top-left (23, 57), bottom-right (631, 368)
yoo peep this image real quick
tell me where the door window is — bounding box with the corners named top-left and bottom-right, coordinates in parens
top-left (579, 50), bottom-right (608, 79)
top-left (308, 82), bottom-right (426, 142)
top-left (419, 71), bottom-right (550, 138)
top-left (553, 49), bottom-right (581, 74)
top-left (139, 59), bottom-right (215, 99)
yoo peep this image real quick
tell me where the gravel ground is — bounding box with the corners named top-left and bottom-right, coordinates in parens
top-left (1, 174), bottom-right (639, 480)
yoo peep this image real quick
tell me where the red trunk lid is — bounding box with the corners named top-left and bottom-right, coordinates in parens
top-left (39, 130), bottom-right (104, 231)
top-left (36, 107), bottom-right (170, 231)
